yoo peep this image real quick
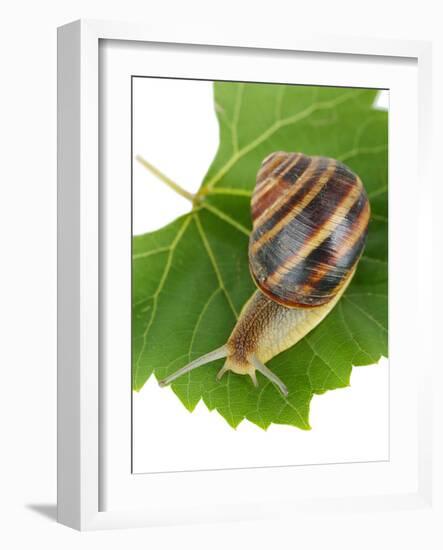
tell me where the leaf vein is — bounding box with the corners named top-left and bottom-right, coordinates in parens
top-left (133, 216), bottom-right (192, 384)
top-left (232, 83), bottom-right (245, 153)
top-left (132, 246), bottom-right (171, 260)
top-left (194, 213), bottom-right (239, 319)
top-left (337, 144), bottom-right (388, 162)
top-left (343, 296), bottom-right (388, 333)
top-left (204, 90), bottom-right (363, 190)
top-left (305, 337), bottom-right (348, 386)
top-left (338, 301), bottom-right (374, 363)
top-left (201, 202), bottom-right (250, 236)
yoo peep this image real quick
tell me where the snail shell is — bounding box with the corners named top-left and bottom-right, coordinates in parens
top-left (249, 152), bottom-right (370, 308)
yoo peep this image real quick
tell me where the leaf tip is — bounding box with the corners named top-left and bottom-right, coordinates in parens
top-left (132, 379), bottom-right (144, 393)
top-left (172, 388), bottom-right (201, 413)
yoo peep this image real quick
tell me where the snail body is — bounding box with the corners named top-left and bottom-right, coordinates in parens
top-left (159, 152), bottom-right (370, 396)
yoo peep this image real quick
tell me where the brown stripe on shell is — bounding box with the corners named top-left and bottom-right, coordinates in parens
top-left (251, 155), bottom-right (327, 227)
top-left (307, 230), bottom-right (368, 301)
top-left (253, 152), bottom-right (300, 197)
top-left (300, 196), bottom-right (370, 292)
top-left (252, 153), bottom-right (297, 201)
top-left (254, 152), bottom-right (297, 191)
top-left (248, 153), bottom-right (370, 308)
top-left (267, 196), bottom-right (370, 307)
top-left (251, 154), bottom-right (309, 220)
top-left (252, 155), bottom-right (325, 229)
top-left (252, 152), bottom-right (300, 208)
top-left (254, 178), bottom-right (361, 294)
top-left (251, 157), bottom-right (334, 252)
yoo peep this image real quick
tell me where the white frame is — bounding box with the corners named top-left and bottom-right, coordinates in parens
top-left (57, 19), bottom-right (436, 531)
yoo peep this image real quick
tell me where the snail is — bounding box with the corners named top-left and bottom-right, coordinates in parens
top-left (159, 152), bottom-right (370, 397)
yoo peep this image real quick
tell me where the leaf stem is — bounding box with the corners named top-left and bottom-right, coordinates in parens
top-left (136, 155), bottom-right (195, 203)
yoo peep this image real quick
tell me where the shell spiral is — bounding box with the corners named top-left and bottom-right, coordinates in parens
top-left (248, 152), bottom-right (370, 308)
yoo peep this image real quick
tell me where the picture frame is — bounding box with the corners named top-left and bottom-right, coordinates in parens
top-left (57, 19), bottom-right (437, 531)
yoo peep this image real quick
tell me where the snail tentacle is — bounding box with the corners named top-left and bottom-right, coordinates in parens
top-left (216, 364), bottom-right (259, 387)
top-left (216, 364), bottom-right (229, 381)
top-left (250, 355), bottom-right (288, 397)
top-left (249, 369), bottom-right (258, 388)
top-left (158, 345), bottom-right (228, 387)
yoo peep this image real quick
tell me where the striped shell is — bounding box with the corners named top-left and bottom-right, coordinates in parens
top-left (248, 152), bottom-right (370, 308)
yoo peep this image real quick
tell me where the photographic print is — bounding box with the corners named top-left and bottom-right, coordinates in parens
top-left (131, 78), bottom-right (388, 473)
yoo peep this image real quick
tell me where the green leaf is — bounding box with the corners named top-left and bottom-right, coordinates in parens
top-left (133, 82), bottom-right (388, 430)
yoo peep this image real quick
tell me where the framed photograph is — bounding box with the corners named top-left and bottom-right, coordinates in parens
top-left (57, 20), bottom-right (437, 532)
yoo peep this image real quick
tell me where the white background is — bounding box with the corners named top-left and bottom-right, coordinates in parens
top-left (1, 1), bottom-right (442, 549)
top-left (132, 77), bottom-right (389, 473)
